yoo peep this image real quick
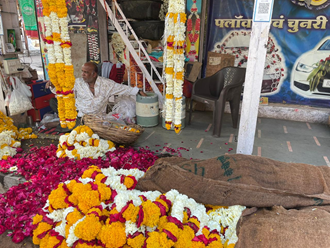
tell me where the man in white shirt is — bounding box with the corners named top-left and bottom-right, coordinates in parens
top-left (47, 62), bottom-right (146, 130)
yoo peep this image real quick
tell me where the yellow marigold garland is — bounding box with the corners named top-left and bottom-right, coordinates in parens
top-left (41, 0), bottom-right (77, 129)
top-left (81, 165), bottom-right (102, 179)
top-left (98, 222), bottom-right (127, 248)
top-left (48, 183), bottom-right (70, 210)
top-left (127, 233), bottom-right (145, 248)
top-left (74, 214), bottom-right (102, 241)
top-left (147, 232), bottom-right (174, 248)
top-left (141, 200), bottom-right (162, 227)
top-left (33, 165), bottom-right (245, 248)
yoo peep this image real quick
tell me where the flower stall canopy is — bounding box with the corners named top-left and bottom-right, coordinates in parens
top-left (206, 0), bottom-right (330, 108)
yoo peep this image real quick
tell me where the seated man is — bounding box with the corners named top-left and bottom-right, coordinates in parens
top-left (47, 61), bottom-right (146, 131)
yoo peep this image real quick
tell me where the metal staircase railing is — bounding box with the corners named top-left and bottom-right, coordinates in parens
top-left (98, 0), bottom-right (164, 107)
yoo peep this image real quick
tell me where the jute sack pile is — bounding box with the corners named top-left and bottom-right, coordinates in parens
top-left (136, 154), bottom-right (330, 208)
top-left (235, 206), bottom-right (330, 247)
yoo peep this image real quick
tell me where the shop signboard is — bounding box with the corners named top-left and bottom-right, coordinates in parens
top-left (206, 0), bottom-right (330, 107)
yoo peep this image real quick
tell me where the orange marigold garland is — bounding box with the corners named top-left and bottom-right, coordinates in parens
top-left (32, 166), bottom-right (245, 247)
top-left (41, 0), bottom-right (77, 129)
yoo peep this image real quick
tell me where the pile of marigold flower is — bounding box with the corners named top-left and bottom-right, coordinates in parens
top-left (57, 125), bottom-right (116, 160)
top-left (0, 111), bottom-right (37, 160)
top-left (0, 144), bottom-right (158, 243)
top-left (32, 165), bottom-right (245, 248)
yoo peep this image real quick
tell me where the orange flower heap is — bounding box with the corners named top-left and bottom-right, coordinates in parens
top-left (32, 165), bottom-right (245, 248)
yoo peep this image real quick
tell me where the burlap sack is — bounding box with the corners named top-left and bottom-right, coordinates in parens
top-left (297, 205), bottom-right (330, 213)
top-left (236, 206), bottom-right (330, 247)
top-left (205, 52), bottom-right (235, 77)
top-left (185, 61), bottom-right (202, 83)
top-left (136, 154), bottom-right (330, 208)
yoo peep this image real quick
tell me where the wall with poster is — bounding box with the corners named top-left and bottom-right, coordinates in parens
top-left (206, 0), bottom-right (330, 108)
top-left (36, 0), bottom-right (102, 80)
top-left (67, 0), bottom-right (101, 64)
top-left (185, 0), bottom-right (202, 61)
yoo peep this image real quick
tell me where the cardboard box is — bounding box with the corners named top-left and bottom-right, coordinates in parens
top-left (11, 112), bottom-right (27, 126)
top-left (185, 61), bottom-right (202, 83)
top-left (206, 52), bottom-right (235, 77)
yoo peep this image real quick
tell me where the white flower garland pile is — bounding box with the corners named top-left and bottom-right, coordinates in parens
top-left (56, 126), bottom-right (116, 159)
top-left (0, 131), bottom-right (20, 159)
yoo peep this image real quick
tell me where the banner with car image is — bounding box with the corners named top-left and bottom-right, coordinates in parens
top-left (206, 0), bottom-right (330, 107)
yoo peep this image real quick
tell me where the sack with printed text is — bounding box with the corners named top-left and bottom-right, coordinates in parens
top-left (136, 154), bottom-right (330, 208)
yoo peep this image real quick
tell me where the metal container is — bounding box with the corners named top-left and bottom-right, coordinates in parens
top-left (26, 116), bottom-right (33, 126)
top-left (136, 93), bottom-right (159, 127)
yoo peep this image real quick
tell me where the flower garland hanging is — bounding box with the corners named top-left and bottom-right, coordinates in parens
top-left (308, 55), bottom-right (330, 91)
top-left (56, 125), bottom-right (116, 160)
top-left (163, 0), bottom-right (186, 133)
top-left (32, 165), bottom-right (245, 248)
top-left (41, 0), bottom-right (77, 129)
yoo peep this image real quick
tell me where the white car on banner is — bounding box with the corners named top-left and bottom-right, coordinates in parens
top-left (212, 30), bottom-right (286, 95)
top-left (290, 36), bottom-right (330, 99)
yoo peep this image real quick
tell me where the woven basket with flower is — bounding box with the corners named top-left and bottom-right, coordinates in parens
top-left (82, 114), bottom-right (144, 145)
top-left (308, 55), bottom-right (330, 91)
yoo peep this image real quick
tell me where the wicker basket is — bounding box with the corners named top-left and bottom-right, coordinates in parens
top-left (82, 115), bottom-right (144, 145)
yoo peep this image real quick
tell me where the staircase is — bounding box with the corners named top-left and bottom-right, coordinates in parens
top-left (98, 0), bottom-right (164, 107)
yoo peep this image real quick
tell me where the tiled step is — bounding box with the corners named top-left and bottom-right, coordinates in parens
top-left (0, 172), bottom-right (26, 192)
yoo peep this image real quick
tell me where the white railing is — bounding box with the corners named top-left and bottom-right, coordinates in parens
top-left (98, 0), bottom-right (164, 107)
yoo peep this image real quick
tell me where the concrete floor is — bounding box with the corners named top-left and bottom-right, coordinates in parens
top-left (23, 51), bottom-right (330, 166)
top-left (133, 111), bottom-right (330, 166)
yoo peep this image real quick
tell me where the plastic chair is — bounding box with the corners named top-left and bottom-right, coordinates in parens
top-left (188, 66), bottom-right (246, 137)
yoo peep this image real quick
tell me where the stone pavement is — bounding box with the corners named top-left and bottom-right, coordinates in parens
top-left (1, 110), bottom-right (329, 192)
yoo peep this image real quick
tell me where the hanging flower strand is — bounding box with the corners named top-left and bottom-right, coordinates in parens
top-left (41, 0), bottom-right (77, 129)
top-left (163, 0), bottom-right (186, 133)
top-left (57, 0), bottom-right (77, 129)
